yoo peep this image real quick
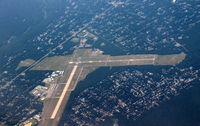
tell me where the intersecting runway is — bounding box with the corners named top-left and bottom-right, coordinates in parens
top-left (34, 49), bottom-right (185, 126)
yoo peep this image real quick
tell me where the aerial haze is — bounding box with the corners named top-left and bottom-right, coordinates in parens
top-left (0, 0), bottom-right (199, 126)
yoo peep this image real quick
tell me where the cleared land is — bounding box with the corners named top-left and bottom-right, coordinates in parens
top-left (17, 49), bottom-right (186, 126)
top-left (154, 52), bottom-right (186, 65)
top-left (29, 49), bottom-right (186, 71)
top-left (16, 59), bottom-right (35, 70)
top-left (71, 37), bottom-right (79, 43)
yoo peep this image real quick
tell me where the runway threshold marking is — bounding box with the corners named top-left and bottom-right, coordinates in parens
top-left (50, 65), bottom-right (78, 119)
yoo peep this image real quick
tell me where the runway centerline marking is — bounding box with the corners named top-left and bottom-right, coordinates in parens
top-left (68, 58), bottom-right (154, 64)
top-left (50, 65), bottom-right (78, 119)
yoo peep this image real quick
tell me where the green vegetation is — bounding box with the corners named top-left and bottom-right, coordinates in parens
top-left (87, 32), bottom-right (95, 38)
top-left (155, 52), bottom-right (186, 65)
top-left (29, 118), bottom-right (38, 126)
top-left (79, 32), bottom-right (87, 37)
top-left (16, 59), bottom-right (35, 70)
top-left (19, 118), bottom-right (38, 126)
top-left (76, 31), bottom-right (98, 41)
top-left (71, 37), bottom-right (80, 43)
top-left (19, 49), bottom-right (186, 72)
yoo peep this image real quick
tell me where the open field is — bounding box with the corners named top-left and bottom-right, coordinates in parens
top-left (15, 49), bottom-right (186, 71)
top-left (16, 59), bottom-right (35, 70)
top-left (16, 49), bottom-right (186, 126)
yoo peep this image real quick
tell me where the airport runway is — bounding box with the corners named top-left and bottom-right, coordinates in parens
top-left (69, 58), bottom-right (155, 64)
top-left (37, 49), bottom-right (185, 126)
top-left (51, 65), bottom-right (78, 119)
